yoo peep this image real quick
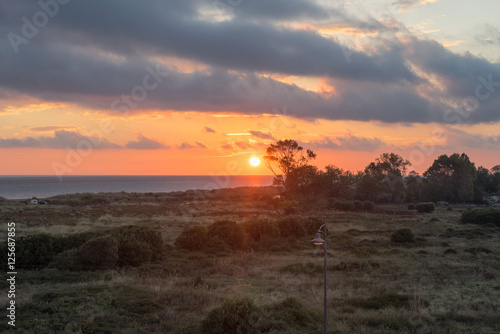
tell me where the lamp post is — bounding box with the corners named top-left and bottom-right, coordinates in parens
top-left (312, 216), bottom-right (327, 334)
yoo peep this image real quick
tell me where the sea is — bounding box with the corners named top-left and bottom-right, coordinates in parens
top-left (0, 175), bottom-right (275, 200)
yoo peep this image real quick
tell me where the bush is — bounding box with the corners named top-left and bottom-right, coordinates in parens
top-left (207, 220), bottom-right (248, 251)
top-left (174, 226), bottom-right (210, 251)
top-left (200, 296), bottom-right (259, 334)
top-left (353, 200), bottom-right (363, 211)
top-left (302, 216), bottom-right (323, 235)
top-left (266, 297), bottom-right (318, 329)
top-left (278, 200), bottom-right (300, 209)
top-left (0, 226), bottom-right (163, 270)
top-left (416, 202), bottom-right (435, 213)
top-left (407, 203), bottom-right (416, 210)
top-left (461, 208), bottom-right (500, 227)
top-left (78, 235), bottom-right (119, 269)
top-left (362, 201), bottom-right (375, 211)
top-left (242, 219), bottom-right (280, 242)
top-left (277, 216), bottom-right (305, 238)
top-left (115, 225), bottom-right (163, 266)
top-left (391, 228), bottom-right (416, 244)
top-left (4, 233), bottom-right (96, 269)
top-left (333, 200), bottom-right (356, 211)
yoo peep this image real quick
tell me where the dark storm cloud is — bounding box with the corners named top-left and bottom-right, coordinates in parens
top-left (0, 0), bottom-right (499, 124)
top-left (405, 38), bottom-right (500, 123)
top-left (1, 0), bottom-right (415, 82)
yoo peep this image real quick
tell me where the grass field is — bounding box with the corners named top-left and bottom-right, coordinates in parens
top-left (1, 188), bottom-right (499, 333)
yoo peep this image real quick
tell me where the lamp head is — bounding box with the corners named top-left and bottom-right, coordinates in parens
top-left (312, 233), bottom-right (325, 245)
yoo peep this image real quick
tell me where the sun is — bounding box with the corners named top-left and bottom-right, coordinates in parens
top-left (249, 157), bottom-right (260, 166)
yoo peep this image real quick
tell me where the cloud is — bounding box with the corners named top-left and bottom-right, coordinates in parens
top-left (204, 127), bottom-right (216, 133)
top-left (392, 0), bottom-right (437, 12)
top-left (0, 130), bottom-right (121, 149)
top-left (177, 141), bottom-right (207, 149)
top-left (0, 0), bottom-right (499, 125)
top-left (248, 130), bottom-right (275, 141)
top-left (178, 142), bottom-right (194, 149)
top-left (126, 134), bottom-right (167, 149)
top-left (29, 125), bottom-right (79, 132)
top-left (445, 128), bottom-right (500, 150)
top-left (235, 141), bottom-right (251, 149)
top-left (309, 135), bottom-right (384, 151)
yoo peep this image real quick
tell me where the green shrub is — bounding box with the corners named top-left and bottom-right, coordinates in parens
top-left (5, 233), bottom-right (95, 269)
top-left (353, 200), bottom-right (363, 211)
top-left (115, 225), bottom-right (163, 266)
top-left (278, 200), bottom-right (300, 209)
top-left (1, 226), bottom-right (163, 270)
top-left (277, 216), bottom-right (305, 238)
top-left (302, 216), bottom-right (323, 235)
top-left (407, 203), bottom-right (416, 210)
top-left (207, 220), bottom-right (248, 250)
top-left (267, 297), bottom-right (319, 329)
top-left (461, 208), bottom-right (500, 227)
top-left (416, 202), bottom-right (435, 213)
top-left (200, 296), bottom-right (259, 334)
top-left (333, 200), bottom-right (356, 211)
top-left (242, 219), bottom-right (280, 242)
top-left (391, 228), bottom-right (416, 243)
top-left (362, 201), bottom-right (375, 211)
top-left (78, 235), bottom-right (119, 269)
top-left (174, 226), bottom-right (210, 251)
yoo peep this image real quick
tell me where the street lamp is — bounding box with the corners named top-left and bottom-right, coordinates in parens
top-left (312, 216), bottom-right (327, 334)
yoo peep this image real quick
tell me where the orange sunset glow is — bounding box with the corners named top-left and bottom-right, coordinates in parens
top-left (1, 0), bottom-right (499, 176)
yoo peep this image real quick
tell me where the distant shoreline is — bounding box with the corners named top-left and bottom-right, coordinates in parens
top-left (0, 175), bottom-right (274, 200)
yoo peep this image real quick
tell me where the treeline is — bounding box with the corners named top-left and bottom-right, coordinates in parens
top-left (264, 141), bottom-right (500, 204)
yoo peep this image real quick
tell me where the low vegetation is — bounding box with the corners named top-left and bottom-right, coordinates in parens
top-left (0, 188), bottom-right (499, 333)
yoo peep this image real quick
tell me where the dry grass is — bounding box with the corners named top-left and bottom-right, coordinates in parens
top-left (1, 192), bottom-right (499, 333)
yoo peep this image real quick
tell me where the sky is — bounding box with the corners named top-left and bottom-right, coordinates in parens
top-left (0, 0), bottom-right (499, 176)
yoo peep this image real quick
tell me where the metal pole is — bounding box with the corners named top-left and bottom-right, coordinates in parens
top-left (323, 216), bottom-right (327, 334)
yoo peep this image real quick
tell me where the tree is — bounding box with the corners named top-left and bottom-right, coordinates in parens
top-left (362, 153), bottom-right (411, 203)
top-left (320, 165), bottom-right (355, 199)
top-left (263, 139), bottom-right (316, 192)
top-left (283, 165), bottom-right (320, 198)
top-left (422, 153), bottom-right (477, 203)
top-left (405, 171), bottom-right (421, 203)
